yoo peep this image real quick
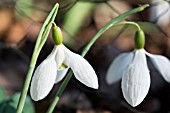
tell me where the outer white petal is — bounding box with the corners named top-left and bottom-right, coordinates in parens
top-left (30, 48), bottom-right (57, 101)
top-left (146, 52), bottom-right (170, 82)
top-left (62, 45), bottom-right (98, 89)
top-left (55, 68), bottom-right (69, 83)
top-left (55, 45), bottom-right (65, 68)
top-left (121, 49), bottom-right (150, 107)
top-left (106, 52), bottom-right (133, 84)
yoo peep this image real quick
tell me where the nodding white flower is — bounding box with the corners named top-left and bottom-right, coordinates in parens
top-left (30, 25), bottom-right (98, 101)
top-left (149, 0), bottom-right (170, 27)
top-left (106, 29), bottom-right (170, 107)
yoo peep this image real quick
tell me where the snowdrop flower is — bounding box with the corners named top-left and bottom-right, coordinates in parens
top-left (30, 25), bottom-right (98, 101)
top-left (149, 0), bottom-right (170, 27)
top-left (106, 29), bottom-right (170, 107)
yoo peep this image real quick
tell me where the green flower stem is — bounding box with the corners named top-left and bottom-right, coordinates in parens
top-left (46, 4), bottom-right (149, 113)
top-left (114, 21), bottom-right (141, 31)
top-left (16, 3), bottom-right (59, 113)
top-left (46, 70), bottom-right (73, 113)
top-left (114, 21), bottom-right (146, 49)
top-left (81, 4), bottom-right (148, 57)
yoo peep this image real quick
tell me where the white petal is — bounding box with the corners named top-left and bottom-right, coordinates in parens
top-left (62, 45), bottom-right (98, 89)
top-left (146, 52), bottom-right (170, 82)
top-left (106, 52), bottom-right (133, 84)
top-left (55, 45), bottom-right (65, 68)
top-left (55, 68), bottom-right (69, 83)
top-left (30, 51), bottom-right (57, 101)
top-left (121, 49), bottom-right (150, 107)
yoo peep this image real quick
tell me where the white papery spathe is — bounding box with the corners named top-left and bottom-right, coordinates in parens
top-left (149, 0), bottom-right (170, 27)
top-left (30, 44), bottom-right (98, 101)
top-left (106, 49), bottom-right (170, 106)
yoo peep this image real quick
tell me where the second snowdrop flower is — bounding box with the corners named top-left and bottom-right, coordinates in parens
top-left (149, 0), bottom-right (170, 27)
top-left (106, 29), bottom-right (170, 107)
top-left (30, 25), bottom-right (98, 101)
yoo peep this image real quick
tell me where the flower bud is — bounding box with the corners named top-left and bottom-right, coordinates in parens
top-left (135, 29), bottom-right (145, 49)
top-left (52, 26), bottom-right (63, 45)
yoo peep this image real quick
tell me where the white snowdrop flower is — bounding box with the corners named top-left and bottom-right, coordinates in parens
top-left (106, 29), bottom-right (170, 107)
top-left (30, 25), bottom-right (98, 101)
top-left (149, 0), bottom-right (170, 27)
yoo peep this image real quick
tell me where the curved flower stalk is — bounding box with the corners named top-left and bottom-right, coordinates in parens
top-left (106, 29), bottom-right (170, 107)
top-left (30, 25), bottom-right (98, 101)
top-left (149, 0), bottom-right (170, 27)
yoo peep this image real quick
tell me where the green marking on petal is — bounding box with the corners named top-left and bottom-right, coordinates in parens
top-left (58, 63), bottom-right (68, 70)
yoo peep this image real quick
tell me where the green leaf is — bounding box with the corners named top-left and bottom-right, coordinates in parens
top-left (0, 101), bottom-right (16, 113)
top-left (0, 86), bottom-right (7, 103)
top-left (16, 0), bottom-right (33, 16)
top-left (10, 93), bottom-right (35, 113)
top-left (63, 2), bottom-right (95, 46)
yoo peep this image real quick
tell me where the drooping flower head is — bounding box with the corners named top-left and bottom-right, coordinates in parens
top-left (30, 25), bottom-right (98, 101)
top-left (106, 29), bottom-right (170, 107)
